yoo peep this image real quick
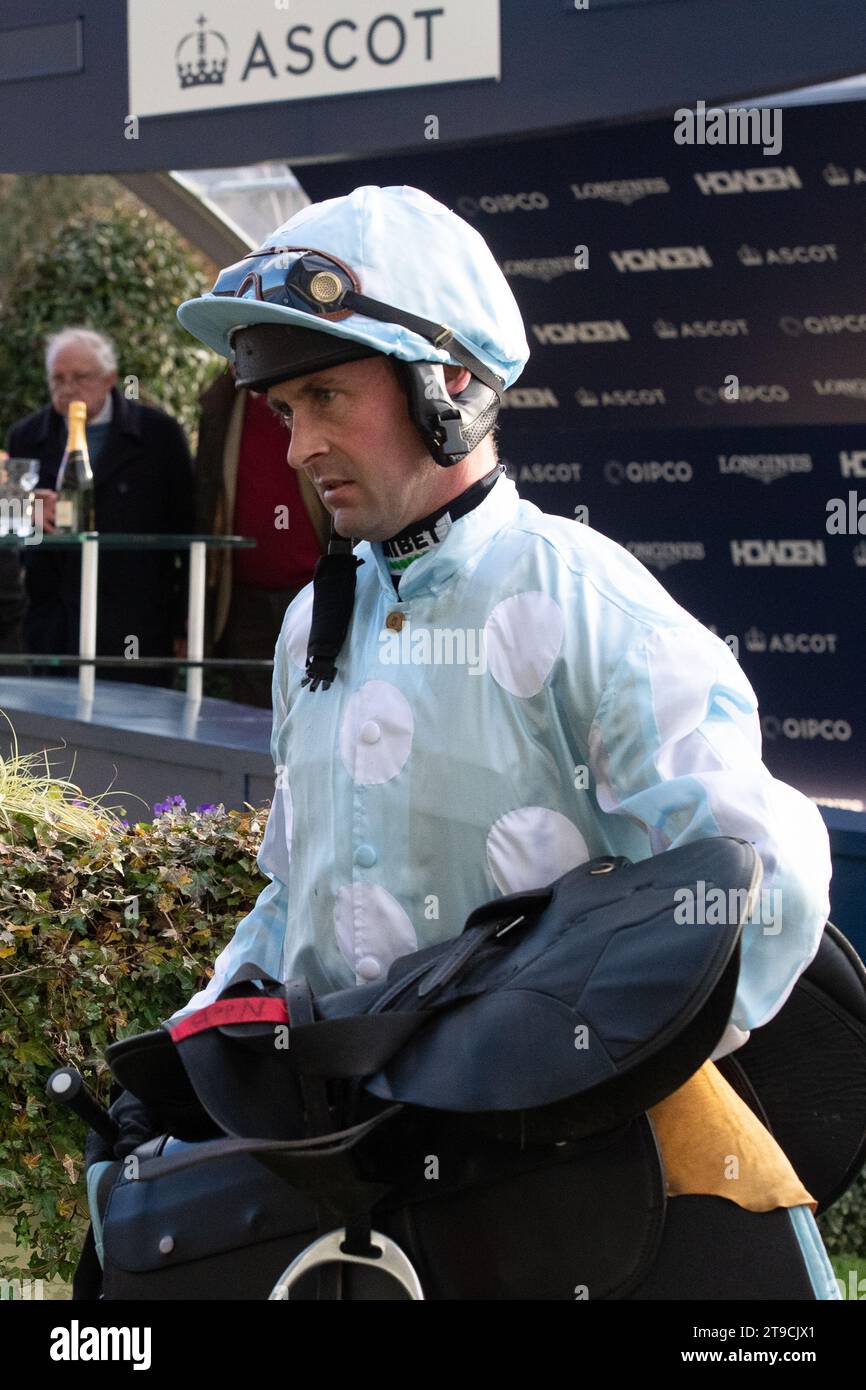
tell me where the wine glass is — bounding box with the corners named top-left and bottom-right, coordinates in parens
top-left (0, 457), bottom-right (41, 537)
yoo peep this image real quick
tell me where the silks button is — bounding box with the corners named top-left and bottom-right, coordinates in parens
top-left (385, 610), bottom-right (406, 632)
top-left (354, 843), bottom-right (378, 867)
top-left (360, 720), bottom-right (381, 743)
top-left (357, 956), bottom-right (382, 981)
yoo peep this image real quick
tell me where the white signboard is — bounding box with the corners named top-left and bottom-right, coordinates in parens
top-left (127, 1), bottom-right (501, 119)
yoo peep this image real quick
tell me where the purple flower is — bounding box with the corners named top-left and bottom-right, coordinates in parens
top-left (153, 795), bottom-right (187, 817)
top-left (195, 803), bottom-right (218, 815)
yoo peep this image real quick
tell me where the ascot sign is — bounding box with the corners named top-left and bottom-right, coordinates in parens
top-left (127, 2), bottom-right (501, 118)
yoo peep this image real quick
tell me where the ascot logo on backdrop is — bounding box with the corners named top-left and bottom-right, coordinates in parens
top-left (576, 386), bottom-right (667, 408)
top-left (693, 165), bottom-right (802, 194)
top-left (127, 1), bottom-right (500, 116)
top-left (745, 628), bottom-right (838, 654)
top-left (738, 244), bottom-right (839, 267)
top-left (654, 318), bottom-right (749, 338)
top-left (823, 164), bottom-right (866, 186)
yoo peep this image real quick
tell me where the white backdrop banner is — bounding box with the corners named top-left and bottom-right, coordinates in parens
top-left (127, 1), bottom-right (501, 118)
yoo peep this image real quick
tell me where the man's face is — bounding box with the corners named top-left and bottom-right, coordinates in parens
top-left (48, 344), bottom-right (117, 419)
top-left (267, 356), bottom-right (469, 541)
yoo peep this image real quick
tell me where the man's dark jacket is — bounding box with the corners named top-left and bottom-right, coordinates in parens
top-left (6, 387), bottom-right (194, 660)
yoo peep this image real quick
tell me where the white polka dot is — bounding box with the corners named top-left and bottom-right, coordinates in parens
top-left (340, 680), bottom-right (414, 785)
top-left (334, 883), bottom-right (418, 983)
top-left (283, 585), bottom-right (315, 670)
top-left (485, 592), bottom-right (564, 697)
top-left (486, 807), bottom-right (590, 893)
top-left (258, 783), bottom-right (293, 883)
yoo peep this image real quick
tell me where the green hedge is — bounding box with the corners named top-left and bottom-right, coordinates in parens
top-left (0, 799), bottom-right (863, 1284)
top-left (0, 801), bottom-right (266, 1283)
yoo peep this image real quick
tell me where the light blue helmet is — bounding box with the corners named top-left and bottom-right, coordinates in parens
top-left (177, 184), bottom-right (530, 469)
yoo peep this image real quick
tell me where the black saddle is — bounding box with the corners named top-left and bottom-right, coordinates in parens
top-left (109, 836), bottom-right (753, 1141)
top-left (96, 836), bottom-right (866, 1298)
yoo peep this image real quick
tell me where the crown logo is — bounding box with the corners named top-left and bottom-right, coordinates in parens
top-left (653, 319), bottom-right (678, 339)
top-left (854, 541), bottom-right (866, 568)
top-left (575, 387), bottom-right (600, 407)
top-left (738, 244), bottom-right (762, 266)
top-left (745, 626), bottom-right (767, 653)
top-left (176, 14), bottom-right (228, 90)
top-left (822, 163), bottom-right (850, 187)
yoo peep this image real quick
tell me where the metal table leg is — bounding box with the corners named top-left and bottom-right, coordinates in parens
top-left (186, 540), bottom-right (206, 702)
top-left (79, 533), bottom-right (99, 702)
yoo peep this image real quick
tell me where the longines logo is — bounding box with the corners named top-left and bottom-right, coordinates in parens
top-left (569, 177), bottom-right (670, 205)
top-left (575, 387), bottom-right (666, 408)
top-left (605, 460), bottom-right (692, 485)
top-left (501, 258), bottom-right (575, 282)
top-left (626, 541), bottom-right (705, 570)
top-left (694, 166), bottom-right (802, 195)
top-left (813, 379), bottom-right (866, 399)
top-left (176, 14), bottom-right (229, 88)
top-left (532, 321), bottom-right (630, 345)
top-left (457, 192), bottom-right (549, 217)
top-left (739, 244), bottom-right (839, 267)
top-left (654, 318), bottom-right (749, 338)
top-left (745, 627), bottom-right (837, 654)
top-left (499, 387), bottom-right (559, 409)
top-left (718, 453), bottom-right (812, 483)
top-left (730, 539), bottom-right (826, 566)
top-left (610, 246), bottom-right (711, 273)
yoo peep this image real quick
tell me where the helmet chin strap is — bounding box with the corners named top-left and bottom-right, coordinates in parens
top-left (392, 360), bottom-right (501, 469)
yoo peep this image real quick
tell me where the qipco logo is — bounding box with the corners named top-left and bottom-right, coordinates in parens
top-left (762, 716), bottom-right (852, 741)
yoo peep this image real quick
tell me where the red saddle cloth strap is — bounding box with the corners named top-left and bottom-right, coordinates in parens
top-left (167, 997), bottom-right (290, 1042)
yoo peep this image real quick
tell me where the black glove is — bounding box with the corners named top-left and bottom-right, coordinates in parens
top-left (83, 1088), bottom-right (163, 1167)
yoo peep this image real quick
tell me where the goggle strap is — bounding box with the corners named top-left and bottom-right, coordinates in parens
top-left (344, 291), bottom-right (504, 398)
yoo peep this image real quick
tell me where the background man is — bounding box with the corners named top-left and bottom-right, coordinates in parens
top-left (5, 327), bottom-right (194, 686)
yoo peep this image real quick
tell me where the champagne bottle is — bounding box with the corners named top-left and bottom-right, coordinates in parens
top-left (54, 400), bottom-right (95, 532)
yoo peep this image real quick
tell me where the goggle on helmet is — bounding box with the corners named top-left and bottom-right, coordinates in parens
top-left (211, 244), bottom-right (504, 469)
